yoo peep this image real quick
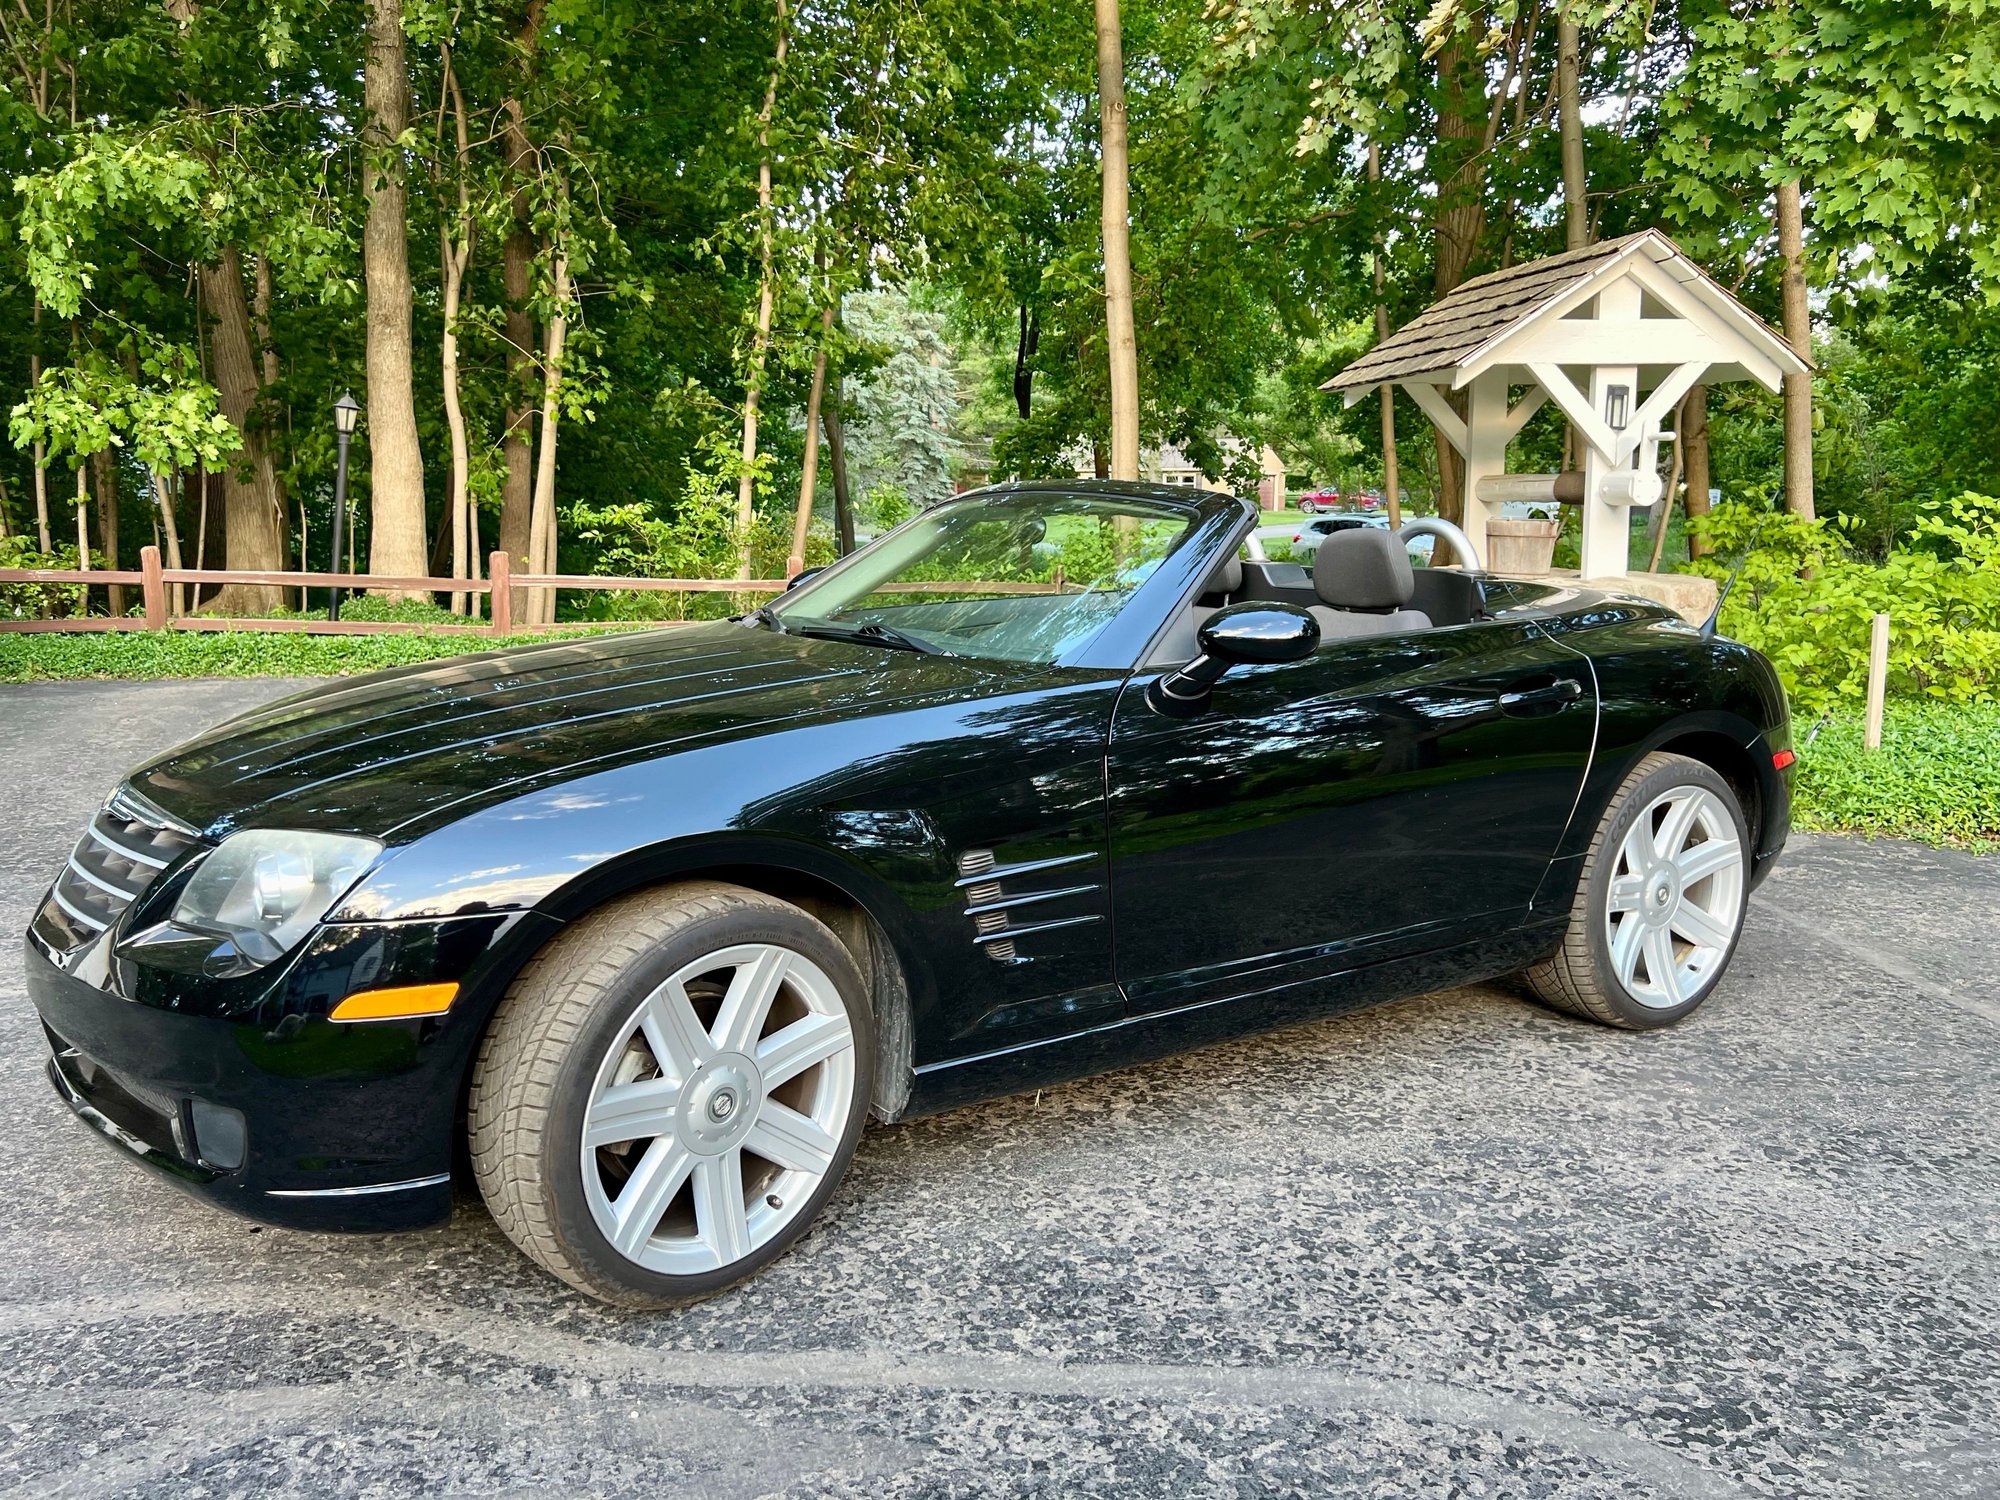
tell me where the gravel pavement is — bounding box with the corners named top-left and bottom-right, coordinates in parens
top-left (2, 678), bottom-right (1996, 1499)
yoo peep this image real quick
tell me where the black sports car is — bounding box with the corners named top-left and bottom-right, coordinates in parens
top-left (26, 481), bottom-right (1791, 1306)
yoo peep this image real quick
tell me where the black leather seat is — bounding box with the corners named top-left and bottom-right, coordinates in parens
top-left (1164, 537), bottom-right (1429, 664)
top-left (1308, 530), bottom-right (1430, 637)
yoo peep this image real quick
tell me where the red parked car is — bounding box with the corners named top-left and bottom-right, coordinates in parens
top-left (1296, 488), bottom-right (1343, 514)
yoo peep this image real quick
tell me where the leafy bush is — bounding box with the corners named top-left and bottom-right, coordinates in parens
top-left (566, 434), bottom-right (841, 623)
top-left (857, 483), bottom-right (915, 536)
top-left (1792, 701), bottom-right (2000, 852)
top-left (328, 595), bottom-right (469, 627)
top-left (1685, 493), bottom-right (2000, 713)
top-left (1, 536), bottom-right (102, 618)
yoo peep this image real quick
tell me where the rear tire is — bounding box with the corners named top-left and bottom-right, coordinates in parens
top-left (1524, 752), bottom-right (1749, 1030)
top-left (468, 881), bottom-right (874, 1307)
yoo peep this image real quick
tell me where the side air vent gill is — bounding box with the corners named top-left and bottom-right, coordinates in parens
top-left (955, 847), bottom-right (1102, 964)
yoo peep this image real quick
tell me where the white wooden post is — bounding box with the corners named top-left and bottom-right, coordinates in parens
top-left (1579, 279), bottom-right (1643, 579)
top-left (1864, 613), bottom-right (1890, 752)
top-left (1458, 370), bottom-right (1510, 567)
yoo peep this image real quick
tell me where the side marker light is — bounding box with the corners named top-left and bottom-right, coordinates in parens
top-left (1771, 749), bottom-right (1797, 771)
top-left (329, 982), bottom-right (460, 1023)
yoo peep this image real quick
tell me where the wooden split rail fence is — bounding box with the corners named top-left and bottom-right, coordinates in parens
top-left (0, 546), bottom-right (793, 638)
top-left (0, 545), bottom-right (1061, 638)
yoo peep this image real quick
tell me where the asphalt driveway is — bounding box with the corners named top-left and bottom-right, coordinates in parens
top-left (2, 678), bottom-right (1996, 1498)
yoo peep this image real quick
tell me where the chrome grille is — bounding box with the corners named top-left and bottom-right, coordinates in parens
top-left (36, 789), bottom-right (200, 950)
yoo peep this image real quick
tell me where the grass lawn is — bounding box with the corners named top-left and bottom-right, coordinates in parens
top-left (1790, 700), bottom-right (2000, 853)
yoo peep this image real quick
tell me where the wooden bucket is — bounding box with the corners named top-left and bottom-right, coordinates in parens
top-left (1485, 517), bottom-right (1562, 574)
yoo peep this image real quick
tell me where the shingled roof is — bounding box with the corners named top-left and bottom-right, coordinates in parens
top-left (1326, 230), bottom-right (1755, 392)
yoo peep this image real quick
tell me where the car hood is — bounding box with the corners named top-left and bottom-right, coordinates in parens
top-left (128, 624), bottom-right (1012, 841)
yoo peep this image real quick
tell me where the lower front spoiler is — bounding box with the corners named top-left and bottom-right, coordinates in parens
top-left (46, 1049), bottom-right (452, 1234)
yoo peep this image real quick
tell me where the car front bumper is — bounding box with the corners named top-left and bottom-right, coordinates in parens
top-left (24, 909), bottom-right (560, 1233)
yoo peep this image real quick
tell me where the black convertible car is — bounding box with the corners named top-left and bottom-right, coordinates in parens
top-left (27, 481), bottom-right (1790, 1306)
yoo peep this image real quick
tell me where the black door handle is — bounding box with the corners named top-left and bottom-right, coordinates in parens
top-left (1498, 677), bottom-right (1584, 711)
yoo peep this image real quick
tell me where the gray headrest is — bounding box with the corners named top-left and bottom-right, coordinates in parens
top-left (1200, 554), bottom-right (1243, 600)
top-left (1314, 528), bottom-right (1414, 611)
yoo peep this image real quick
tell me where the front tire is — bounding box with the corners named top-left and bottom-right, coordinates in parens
top-left (468, 882), bottom-right (874, 1307)
top-left (1524, 752), bottom-right (1749, 1029)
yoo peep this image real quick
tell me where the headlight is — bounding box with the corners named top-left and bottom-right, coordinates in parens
top-left (130, 829), bottom-right (381, 976)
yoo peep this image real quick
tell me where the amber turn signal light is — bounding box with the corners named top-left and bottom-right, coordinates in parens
top-left (329, 982), bottom-right (460, 1023)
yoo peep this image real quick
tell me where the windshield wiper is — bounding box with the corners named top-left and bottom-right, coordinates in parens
top-left (789, 620), bottom-right (954, 656)
top-left (739, 605), bottom-right (787, 634)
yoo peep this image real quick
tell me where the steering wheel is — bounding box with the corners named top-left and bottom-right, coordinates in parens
top-left (1397, 517), bottom-right (1481, 571)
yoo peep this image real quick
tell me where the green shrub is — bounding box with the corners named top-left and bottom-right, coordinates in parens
top-left (328, 595), bottom-right (469, 627)
top-left (566, 448), bottom-right (838, 623)
top-left (1684, 493), bottom-right (2000, 714)
top-left (1, 535), bottom-right (102, 619)
top-left (1791, 701), bottom-right (2000, 852)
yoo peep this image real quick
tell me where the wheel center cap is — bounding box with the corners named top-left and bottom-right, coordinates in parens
top-left (1648, 868), bottom-right (1681, 920)
top-left (679, 1054), bottom-right (761, 1155)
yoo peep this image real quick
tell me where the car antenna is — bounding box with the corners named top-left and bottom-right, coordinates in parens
top-left (1699, 510), bottom-right (1769, 639)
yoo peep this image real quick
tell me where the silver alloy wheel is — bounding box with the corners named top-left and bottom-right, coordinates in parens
top-left (1604, 785), bottom-right (1746, 1009)
top-left (579, 942), bottom-right (856, 1275)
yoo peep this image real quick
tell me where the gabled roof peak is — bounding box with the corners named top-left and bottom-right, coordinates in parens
top-left (1327, 228), bottom-right (1802, 394)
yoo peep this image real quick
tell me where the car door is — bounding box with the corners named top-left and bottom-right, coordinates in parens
top-left (1104, 611), bottom-right (1596, 1016)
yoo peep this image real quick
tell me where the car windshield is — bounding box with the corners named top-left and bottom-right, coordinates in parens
top-left (768, 491), bottom-right (1199, 664)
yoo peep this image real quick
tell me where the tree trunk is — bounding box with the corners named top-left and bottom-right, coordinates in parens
top-left (440, 51), bottom-right (475, 614)
top-left (736, 0), bottom-right (789, 580)
top-left (1556, 13), bottom-right (1590, 479)
top-left (362, 0), bottom-right (429, 592)
top-left (442, 239), bottom-right (471, 610)
top-left (73, 465), bottom-right (89, 566)
top-left (525, 250), bottom-right (570, 625)
top-left (1428, 21), bottom-right (1490, 524)
top-left (93, 446), bottom-right (122, 613)
top-left (30, 301), bottom-right (50, 550)
top-left (194, 465), bottom-right (212, 588)
top-left (496, 7), bottom-right (544, 611)
top-left (1557, 17), bottom-right (1588, 253)
top-left (822, 385), bottom-right (855, 556)
top-left (1094, 0), bottom-right (1140, 480)
top-left (251, 252), bottom-right (279, 388)
top-left (198, 249), bottom-right (288, 614)
top-left (1368, 141), bottom-right (1400, 529)
top-left (31, 437), bottom-right (50, 551)
top-left (1647, 390), bottom-right (1690, 572)
top-left (1682, 382), bottom-right (1712, 557)
top-left (500, 208), bottom-right (535, 608)
top-left (1776, 178), bottom-right (1814, 520)
top-left (1013, 304), bottom-right (1039, 420)
top-left (151, 472), bottom-right (185, 615)
top-left (790, 302), bottom-right (836, 576)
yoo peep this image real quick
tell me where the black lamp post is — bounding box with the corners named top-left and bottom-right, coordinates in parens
top-left (328, 392), bottom-right (362, 621)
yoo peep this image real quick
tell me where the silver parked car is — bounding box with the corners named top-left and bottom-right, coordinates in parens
top-left (1289, 514), bottom-right (1434, 562)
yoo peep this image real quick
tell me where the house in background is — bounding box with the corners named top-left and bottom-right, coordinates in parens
top-left (1068, 438), bottom-right (1289, 509)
